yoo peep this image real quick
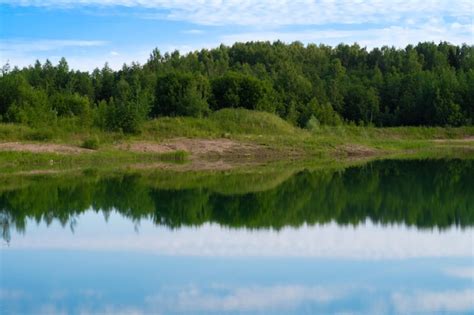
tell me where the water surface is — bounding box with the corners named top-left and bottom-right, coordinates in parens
top-left (1, 159), bottom-right (473, 314)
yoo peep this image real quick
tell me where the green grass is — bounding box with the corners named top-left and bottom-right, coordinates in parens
top-left (0, 108), bottom-right (473, 173)
top-left (141, 108), bottom-right (299, 139)
top-left (0, 150), bottom-right (188, 174)
top-left (140, 109), bottom-right (474, 158)
top-left (1, 109), bottom-right (472, 145)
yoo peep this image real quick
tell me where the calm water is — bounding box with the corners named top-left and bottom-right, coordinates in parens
top-left (1, 160), bottom-right (473, 315)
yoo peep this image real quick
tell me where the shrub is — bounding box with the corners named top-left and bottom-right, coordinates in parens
top-left (306, 115), bottom-right (320, 131)
top-left (51, 93), bottom-right (91, 117)
top-left (81, 136), bottom-right (100, 150)
top-left (305, 98), bottom-right (343, 126)
top-left (5, 84), bottom-right (57, 127)
top-left (93, 96), bottom-right (148, 134)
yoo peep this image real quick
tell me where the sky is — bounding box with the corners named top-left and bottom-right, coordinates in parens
top-left (0, 0), bottom-right (473, 71)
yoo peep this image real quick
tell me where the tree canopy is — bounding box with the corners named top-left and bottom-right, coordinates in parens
top-left (1, 41), bottom-right (473, 132)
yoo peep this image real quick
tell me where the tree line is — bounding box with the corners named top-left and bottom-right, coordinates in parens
top-left (1, 41), bottom-right (473, 133)
top-left (2, 159), bottom-right (473, 242)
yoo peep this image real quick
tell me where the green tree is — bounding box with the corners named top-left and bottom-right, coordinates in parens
top-left (344, 84), bottom-right (379, 125)
top-left (153, 72), bottom-right (210, 117)
top-left (211, 72), bottom-right (275, 112)
top-left (4, 79), bottom-right (56, 127)
top-left (0, 41), bottom-right (472, 128)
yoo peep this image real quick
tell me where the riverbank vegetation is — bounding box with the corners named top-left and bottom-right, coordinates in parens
top-left (1, 108), bottom-right (472, 150)
top-left (0, 108), bottom-right (472, 174)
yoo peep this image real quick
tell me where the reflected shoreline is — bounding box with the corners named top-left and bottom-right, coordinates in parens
top-left (1, 159), bottom-right (473, 243)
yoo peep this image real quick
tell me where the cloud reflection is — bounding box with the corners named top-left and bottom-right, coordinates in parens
top-left (392, 289), bottom-right (474, 313)
top-left (145, 284), bottom-right (343, 313)
top-left (6, 212), bottom-right (473, 259)
top-left (445, 267), bottom-right (474, 280)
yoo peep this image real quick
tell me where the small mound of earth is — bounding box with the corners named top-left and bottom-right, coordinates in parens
top-left (0, 142), bottom-right (92, 154)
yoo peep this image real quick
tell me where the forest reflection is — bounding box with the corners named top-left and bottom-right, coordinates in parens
top-left (1, 159), bottom-right (473, 242)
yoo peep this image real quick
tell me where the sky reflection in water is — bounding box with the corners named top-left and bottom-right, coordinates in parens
top-left (1, 159), bottom-right (473, 314)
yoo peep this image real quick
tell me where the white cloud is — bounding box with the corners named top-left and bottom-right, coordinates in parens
top-left (0, 44), bottom-right (152, 71)
top-left (145, 284), bottom-right (342, 312)
top-left (1, 1), bottom-right (472, 71)
top-left (182, 29), bottom-right (204, 35)
top-left (0, 39), bottom-right (110, 70)
top-left (2, 1), bottom-right (473, 27)
top-left (392, 289), bottom-right (474, 313)
top-left (220, 21), bottom-right (473, 49)
top-left (0, 39), bottom-right (107, 52)
top-left (77, 306), bottom-right (144, 315)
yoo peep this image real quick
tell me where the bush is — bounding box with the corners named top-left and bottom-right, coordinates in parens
top-left (81, 136), bottom-right (100, 150)
top-left (94, 97), bottom-right (148, 134)
top-left (306, 115), bottom-right (320, 131)
top-left (51, 93), bottom-right (91, 117)
top-left (305, 98), bottom-right (343, 126)
top-left (5, 84), bottom-right (57, 127)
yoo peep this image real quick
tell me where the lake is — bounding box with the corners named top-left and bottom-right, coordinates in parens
top-left (1, 159), bottom-right (473, 315)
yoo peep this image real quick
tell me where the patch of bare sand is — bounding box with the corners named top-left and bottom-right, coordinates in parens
top-left (337, 144), bottom-right (378, 157)
top-left (130, 159), bottom-right (236, 172)
top-left (0, 142), bottom-right (92, 154)
top-left (119, 138), bottom-right (276, 158)
top-left (433, 136), bottom-right (474, 143)
top-left (15, 169), bottom-right (61, 175)
top-left (119, 138), bottom-right (291, 171)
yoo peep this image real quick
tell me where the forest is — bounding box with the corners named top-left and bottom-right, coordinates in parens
top-left (0, 41), bottom-right (473, 134)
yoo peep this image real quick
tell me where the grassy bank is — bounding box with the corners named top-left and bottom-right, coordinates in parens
top-left (0, 109), bottom-right (473, 173)
top-left (0, 150), bottom-right (188, 174)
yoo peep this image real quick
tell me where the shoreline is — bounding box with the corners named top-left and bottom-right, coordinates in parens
top-left (0, 131), bottom-right (473, 175)
top-left (1, 109), bottom-right (473, 175)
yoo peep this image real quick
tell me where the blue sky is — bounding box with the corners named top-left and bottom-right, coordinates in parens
top-left (0, 0), bottom-right (473, 71)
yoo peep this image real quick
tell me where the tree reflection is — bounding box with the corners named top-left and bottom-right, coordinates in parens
top-left (1, 159), bottom-right (473, 241)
